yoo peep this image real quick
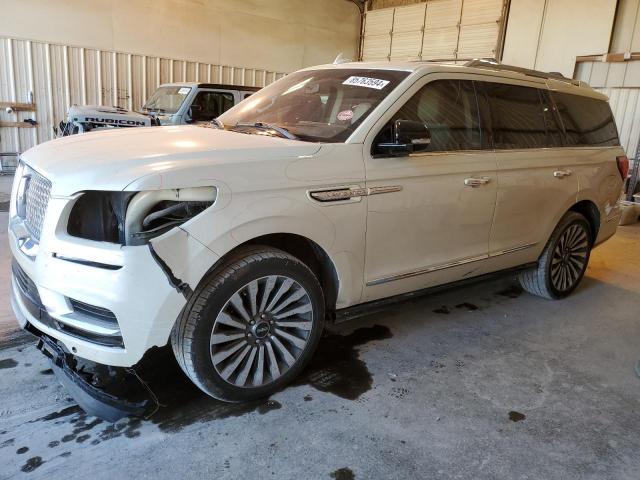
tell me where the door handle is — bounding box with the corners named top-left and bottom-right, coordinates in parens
top-left (553, 170), bottom-right (573, 178)
top-left (464, 177), bottom-right (491, 187)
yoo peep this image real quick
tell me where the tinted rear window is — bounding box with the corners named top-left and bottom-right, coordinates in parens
top-left (481, 82), bottom-right (562, 149)
top-left (551, 91), bottom-right (620, 147)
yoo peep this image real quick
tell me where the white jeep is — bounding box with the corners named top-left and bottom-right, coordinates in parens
top-left (9, 60), bottom-right (626, 408)
top-left (58, 82), bottom-right (259, 135)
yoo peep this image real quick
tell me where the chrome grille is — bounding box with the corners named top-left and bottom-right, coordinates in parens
top-left (24, 168), bottom-right (52, 241)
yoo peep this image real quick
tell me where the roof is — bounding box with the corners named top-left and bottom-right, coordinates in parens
top-left (302, 60), bottom-right (604, 100)
top-left (159, 82), bottom-right (260, 91)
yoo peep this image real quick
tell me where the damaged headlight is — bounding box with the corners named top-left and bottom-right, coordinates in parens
top-left (67, 191), bottom-right (133, 243)
top-left (67, 187), bottom-right (216, 246)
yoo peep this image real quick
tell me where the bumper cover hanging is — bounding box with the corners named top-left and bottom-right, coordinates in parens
top-left (37, 333), bottom-right (151, 422)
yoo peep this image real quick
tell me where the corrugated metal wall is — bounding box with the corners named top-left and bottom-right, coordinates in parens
top-left (361, 0), bottom-right (507, 62)
top-left (575, 60), bottom-right (640, 158)
top-left (597, 88), bottom-right (640, 158)
top-left (0, 36), bottom-right (287, 154)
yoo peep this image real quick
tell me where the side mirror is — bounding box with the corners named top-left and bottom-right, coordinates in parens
top-left (376, 119), bottom-right (431, 157)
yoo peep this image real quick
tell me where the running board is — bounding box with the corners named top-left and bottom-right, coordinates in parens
top-left (331, 262), bottom-right (537, 324)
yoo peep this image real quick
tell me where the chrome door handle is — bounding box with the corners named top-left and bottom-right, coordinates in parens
top-left (553, 170), bottom-right (573, 178)
top-left (464, 177), bottom-right (491, 187)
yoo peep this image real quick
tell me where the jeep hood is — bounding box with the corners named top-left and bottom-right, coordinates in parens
top-left (21, 126), bottom-right (322, 196)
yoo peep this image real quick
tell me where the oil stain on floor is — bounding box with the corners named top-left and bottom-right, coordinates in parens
top-left (508, 411), bottom-right (526, 422)
top-left (37, 324), bottom-right (394, 435)
top-left (330, 467), bottom-right (355, 479)
top-left (0, 358), bottom-right (18, 369)
top-left (293, 324), bottom-right (393, 400)
top-left (7, 323), bottom-right (394, 473)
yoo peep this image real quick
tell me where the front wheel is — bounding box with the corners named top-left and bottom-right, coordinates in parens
top-left (518, 211), bottom-right (593, 299)
top-left (171, 246), bottom-right (325, 402)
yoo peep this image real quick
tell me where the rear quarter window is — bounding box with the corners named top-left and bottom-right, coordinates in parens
top-left (551, 92), bottom-right (620, 147)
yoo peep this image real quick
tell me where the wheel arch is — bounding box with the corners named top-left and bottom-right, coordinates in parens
top-left (205, 233), bottom-right (340, 316)
top-left (569, 200), bottom-right (600, 242)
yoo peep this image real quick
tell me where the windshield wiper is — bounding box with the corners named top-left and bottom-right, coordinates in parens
top-left (234, 122), bottom-right (298, 140)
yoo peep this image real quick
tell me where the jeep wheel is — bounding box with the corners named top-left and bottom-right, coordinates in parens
top-left (518, 211), bottom-right (593, 299)
top-left (171, 246), bottom-right (324, 401)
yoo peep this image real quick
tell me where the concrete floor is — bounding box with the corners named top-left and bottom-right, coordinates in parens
top-left (1, 198), bottom-right (640, 478)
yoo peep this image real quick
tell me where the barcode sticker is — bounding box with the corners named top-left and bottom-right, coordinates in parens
top-left (342, 76), bottom-right (390, 90)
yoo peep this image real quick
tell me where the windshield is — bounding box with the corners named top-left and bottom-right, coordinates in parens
top-left (142, 86), bottom-right (191, 114)
top-left (218, 69), bottom-right (410, 142)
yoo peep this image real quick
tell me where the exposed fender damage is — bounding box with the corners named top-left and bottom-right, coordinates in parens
top-left (148, 227), bottom-right (220, 301)
top-left (148, 244), bottom-right (193, 299)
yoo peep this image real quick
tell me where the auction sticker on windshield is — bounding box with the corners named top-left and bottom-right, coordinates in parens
top-left (342, 76), bottom-right (390, 90)
top-left (178, 87), bottom-right (190, 95)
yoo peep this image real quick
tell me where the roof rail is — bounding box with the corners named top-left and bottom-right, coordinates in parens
top-left (464, 59), bottom-right (584, 87)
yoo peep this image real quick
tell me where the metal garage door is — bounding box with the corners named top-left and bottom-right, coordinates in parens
top-left (362, 0), bottom-right (508, 62)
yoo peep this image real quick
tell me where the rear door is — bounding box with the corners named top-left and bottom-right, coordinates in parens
top-left (480, 80), bottom-right (578, 259)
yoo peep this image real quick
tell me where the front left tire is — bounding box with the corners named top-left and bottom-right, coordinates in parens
top-left (171, 246), bottom-right (325, 402)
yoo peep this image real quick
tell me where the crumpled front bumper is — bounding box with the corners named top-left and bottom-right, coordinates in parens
top-left (36, 332), bottom-right (150, 422)
top-left (9, 193), bottom-right (219, 367)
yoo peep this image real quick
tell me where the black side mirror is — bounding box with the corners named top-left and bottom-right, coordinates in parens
top-left (376, 119), bottom-right (431, 157)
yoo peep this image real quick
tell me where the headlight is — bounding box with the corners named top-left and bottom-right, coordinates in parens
top-left (67, 191), bottom-right (133, 243)
top-left (67, 187), bottom-right (216, 246)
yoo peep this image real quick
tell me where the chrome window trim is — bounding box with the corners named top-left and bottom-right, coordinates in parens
top-left (366, 242), bottom-right (538, 286)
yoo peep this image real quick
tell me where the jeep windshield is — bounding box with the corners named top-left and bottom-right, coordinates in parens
top-left (141, 86), bottom-right (191, 114)
top-left (218, 68), bottom-right (410, 142)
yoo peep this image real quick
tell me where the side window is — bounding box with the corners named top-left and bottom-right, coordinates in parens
top-left (539, 90), bottom-right (564, 147)
top-left (190, 91), bottom-right (235, 121)
top-left (375, 79), bottom-right (481, 153)
top-left (482, 82), bottom-right (554, 149)
top-left (551, 92), bottom-right (620, 147)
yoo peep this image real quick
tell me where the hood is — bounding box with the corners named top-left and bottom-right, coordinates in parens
top-left (68, 105), bottom-right (152, 122)
top-left (21, 126), bottom-right (322, 196)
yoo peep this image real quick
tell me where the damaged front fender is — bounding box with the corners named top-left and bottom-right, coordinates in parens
top-left (148, 227), bottom-right (219, 301)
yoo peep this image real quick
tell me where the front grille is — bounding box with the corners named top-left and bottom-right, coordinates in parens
top-left (24, 167), bottom-right (52, 241)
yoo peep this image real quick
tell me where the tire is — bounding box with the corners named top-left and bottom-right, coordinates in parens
top-left (518, 211), bottom-right (593, 300)
top-left (171, 246), bottom-right (325, 402)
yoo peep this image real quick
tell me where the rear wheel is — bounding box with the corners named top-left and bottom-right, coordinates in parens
top-left (171, 246), bottom-right (324, 401)
top-left (518, 211), bottom-right (592, 299)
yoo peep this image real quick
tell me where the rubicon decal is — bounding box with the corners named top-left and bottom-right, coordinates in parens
top-left (74, 117), bottom-right (148, 126)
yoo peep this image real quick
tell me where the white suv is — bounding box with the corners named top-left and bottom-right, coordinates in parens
top-left (9, 60), bottom-right (627, 404)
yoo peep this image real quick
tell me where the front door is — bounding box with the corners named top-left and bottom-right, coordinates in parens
top-left (362, 77), bottom-right (497, 301)
top-left (189, 90), bottom-right (235, 124)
